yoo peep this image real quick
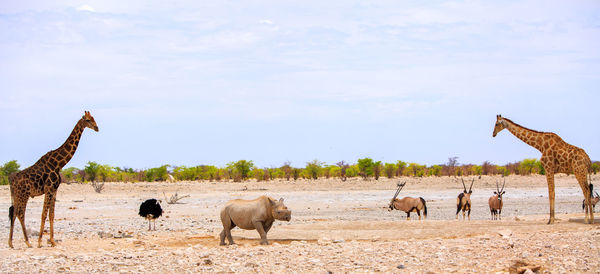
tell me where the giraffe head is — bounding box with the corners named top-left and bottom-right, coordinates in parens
top-left (82, 111), bottom-right (99, 132)
top-left (492, 114), bottom-right (508, 137)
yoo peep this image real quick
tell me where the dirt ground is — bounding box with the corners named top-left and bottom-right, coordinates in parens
top-left (0, 175), bottom-right (599, 273)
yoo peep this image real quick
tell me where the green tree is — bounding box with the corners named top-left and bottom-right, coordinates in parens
top-left (336, 161), bottom-right (349, 181)
top-left (0, 160), bottom-right (20, 185)
top-left (281, 162), bottom-right (293, 180)
top-left (396, 161), bottom-right (407, 176)
top-left (384, 163), bottom-right (396, 179)
top-left (496, 166), bottom-right (510, 176)
top-left (470, 165), bottom-right (483, 175)
top-left (1, 160), bottom-right (20, 175)
top-left (84, 161), bottom-right (101, 182)
top-left (373, 161), bottom-right (382, 180)
top-left (357, 158), bottom-right (374, 179)
top-left (345, 165), bottom-right (360, 178)
top-left (591, 162), bottom-right (600, 174)
top-left (231, 160), bottom-right (253, 180)
top-left (61, 167), bottom-right (81, 183)
top-left (519, 158), bottom-right (540, 175)
top-left (98, 164), bottom-right (115, 182)
top-left (305, 160), bottom-right (323, 180)
top-left (251, 167), bottom-right (265, 181)
top-left (429, 165), bottom-right (442, 176)
top-left (145, 165), bottom-right (169, 182)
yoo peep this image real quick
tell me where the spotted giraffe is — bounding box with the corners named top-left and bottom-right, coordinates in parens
top-left (8, 111), bottom-right (99, 248)
top-left (492, 114), bottom-right (594, 224)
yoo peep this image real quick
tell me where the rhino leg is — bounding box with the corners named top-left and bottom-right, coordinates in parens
top-left (219, 229), bottom-right (227, 246)
top-left (264, 221), bottom-right (273, 234)
top-left (220, 212), bottom-right (236, 246)
top-left (253, 221), bottom-right (269, 245)
top-left (226, 227), bottom-right (235, 245)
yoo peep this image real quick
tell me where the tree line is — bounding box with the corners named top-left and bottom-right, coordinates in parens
top-left (1, 157), bottom-right (599, 185)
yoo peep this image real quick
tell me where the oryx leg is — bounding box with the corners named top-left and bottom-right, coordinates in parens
top-left (456, 200), bottom-right (461, 219)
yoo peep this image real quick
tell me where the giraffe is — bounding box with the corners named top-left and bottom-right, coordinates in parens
top-left (8, 111), bottom-right (99, 248)
top-left (492, 114), bottom-right (594, 224)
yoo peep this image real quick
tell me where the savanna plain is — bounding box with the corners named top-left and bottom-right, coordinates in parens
top-left (0, 175), bottom-right (599, 273)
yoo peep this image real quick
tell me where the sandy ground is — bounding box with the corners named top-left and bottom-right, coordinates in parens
top-left (0, 174), bottom-right (599, 273)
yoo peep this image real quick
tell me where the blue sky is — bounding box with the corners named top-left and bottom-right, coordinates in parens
top-left (1, 1), bottom-right (599, 169)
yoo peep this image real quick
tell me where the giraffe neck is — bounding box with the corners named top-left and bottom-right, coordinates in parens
top-left (504, 119), bottom-right (545, 152)
top-left (51, 119), bottom-right (86, 169)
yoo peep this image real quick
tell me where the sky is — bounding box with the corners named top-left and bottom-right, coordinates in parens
top-left (1, 1), bottom-right (599, 170)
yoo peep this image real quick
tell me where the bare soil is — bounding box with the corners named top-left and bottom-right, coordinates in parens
top-left (0, 175), bottom-right (599, 273)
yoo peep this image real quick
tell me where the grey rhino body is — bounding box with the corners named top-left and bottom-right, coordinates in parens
top-left (220, 196), bottom-right (291, 245)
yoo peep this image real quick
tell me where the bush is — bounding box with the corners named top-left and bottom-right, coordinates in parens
top-left (384, 163), bottom-right (396, 179)
top-left (429, 165), bottom-right (442, 176)
top-left (357, 158), bottom-right (374, 179)
top-left (145, 165), bottom-right (169, 182)
top-left (84, 161), bottom-right (100, 182)
top-left (0, 160), bottom-right (20, 185)
top-left (592, 162), bottom-right (600, 174)
top-left (62, 167), bottom-right (82, 183)
top-left (229, 160), bottom-right (253, 181)
top-left (373, 161), bottom-right (382, 180)
top-left (305, 160), bottom-right (323, 180)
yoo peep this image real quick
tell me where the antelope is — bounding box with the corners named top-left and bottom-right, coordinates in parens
top-left (388, 182), bottom-right (427, 220)
top-left (582, 183), bottom-right (599, 213)
top-left (488, 178), bottom-right (506, 220)
top-left (456, 177), bottom-right (474, 220)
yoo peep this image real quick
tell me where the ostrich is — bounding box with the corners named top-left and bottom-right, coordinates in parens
top-left (139, 199), bottom-right (163, 230)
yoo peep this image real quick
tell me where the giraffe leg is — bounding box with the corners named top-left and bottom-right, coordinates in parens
top-left (575, 170), bottom-right (593, 224)
top-left (38, 194), bottom-right (51, 248)
top-left (545, 172), bottom-right (556, 224)
top-left (16, 205), bottom-right (32, 248)
top-left (48, 194), bottom-right (57, 246)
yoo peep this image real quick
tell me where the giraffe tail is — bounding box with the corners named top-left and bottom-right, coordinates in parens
top-left (8, 206), bottom-right (14, 227)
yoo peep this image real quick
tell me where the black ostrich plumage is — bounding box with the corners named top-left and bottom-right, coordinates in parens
top-left (139, 199), bottom-right (163, 220)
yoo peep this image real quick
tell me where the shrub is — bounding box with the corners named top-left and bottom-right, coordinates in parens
top-left (384, 163), bottom-right (396, 179)
top-left (357, 158), bottom-right (374, 179)
top-left (305, 160), bottom-right (323, 180)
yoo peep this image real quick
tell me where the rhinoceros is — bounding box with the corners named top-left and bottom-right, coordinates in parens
top-left (219, 196), bottom-right (291, 245)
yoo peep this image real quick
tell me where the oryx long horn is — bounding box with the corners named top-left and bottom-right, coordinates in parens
top-left (392, 183), bottom-right (402, 201)
top-left (500, 177), bottom-right (506, 193)
top-left (495, 180), bottom-right (500, 193)
top-left (461, 178), bottom-right (467, 191)
top-left (469, 178), bottom-right (474, 192)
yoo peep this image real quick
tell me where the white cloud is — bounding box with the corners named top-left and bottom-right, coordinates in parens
top-left (259, 19), bottom-right (273, 25)
top-left (76, 5), bottom-right (96, 12)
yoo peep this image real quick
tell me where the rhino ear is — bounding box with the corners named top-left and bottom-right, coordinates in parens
top-left (268, 197), bottom-right (277, 206)
top-left (279, 198), bottom-right (284, 203)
